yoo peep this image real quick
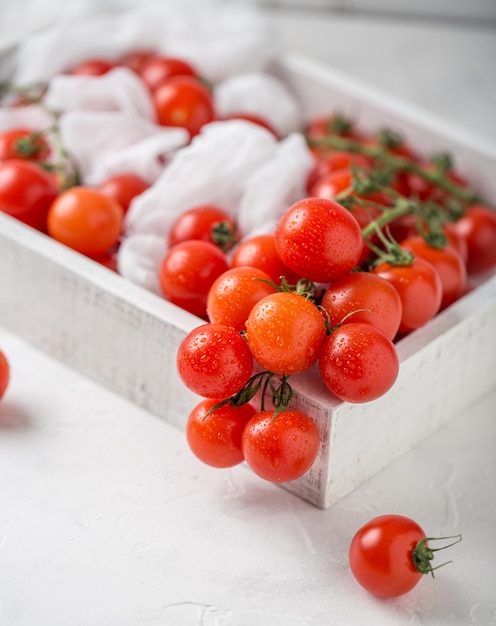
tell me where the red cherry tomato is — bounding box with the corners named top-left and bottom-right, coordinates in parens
top-left (118, 49), bottom-right (155, 73)
top-left (319, 322), bottom-right (399, 403)
top-left (98, 172), bottom-right (150, 214)
top-left (245, 291), bottom-right (327, 376)
top-left (176, 323), bottom-right (253, 399)
top-left (69, 58), bottom-right (116, 76)
top-left (159, 240), bottom-right (229, 318)
top-left (401, 236), bottom-right (467, 309)
top-left (152, 76), bottom-right (215, 137)
top-left (0, 159), bottom-right (58, 232)
top-left (206, 266), bottom-right (278, 332)
top-left (373, 258), bottom-right (443, 334)
top-left (0, 349), bottom-right (10, 401)
top-left (168, 204), bottom-right (238, 251)
top-left (349, 515), bottom-right (432, 598)
top-left (321, 271), bottom-right (403, 340)
top-left (306, 150), bottom-right (370, 192)
top-left (186, 398), bottom-right (256, 468)
top-left (454, 204), bottom-right (496, 274)
top-left (230, 233), bottom-right (301, 286)
top-left (47, 186), bottom-right (123, 257)
top-left (139, 55), bottom-right (197, 92)
top-left (274, 197), bottom-right (363, 283)
top-left (241, 409), bottom-right (320, 483)
top-left (0, 127), bottom-right (50, 162)
top-left (220, 112), bottom-right (279, 138)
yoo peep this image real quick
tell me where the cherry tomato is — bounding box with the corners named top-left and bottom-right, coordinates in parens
top-left (309, 167), bottom-right (391, 207)
top-left (0, 159), bottom-right (58, 231)
top-left (176, 323), bottom-right (253, 399)
top-left (305, 113), bottom-right (358, 143)
top-left (274, 197), bottom-right (363, 283)
top-left (159, 240), bottom-right (229, 318)
top-left (220, 112), bottom-right (279, 138)
top-left (168, 204), bottom-right (238, 251)
top-left (139, 55), bottom-right (197, 92)
top-left (241, 409), bottom-right (320, 483)
top-left (98, 172), bottom-right (150, 214)
top-left (0, 349), bottom-right (10, 401)
top-left (186, 398), bottom-right (256, 468)
top-left (349, 515), bottom-right (428, 598)
top-left (453, 204), bottom-right (496, 274)
top-left (401, 236), bottom-right (467, 309)
top-left (306, 150), bottom-right (370, 193)
top-left (206, 266), bottom-right (278, 332)
top-left (230, 233), bottom-right (301, 285)
top-left (319, 322), bottom-right (399, 403)
top-left (69, 57), bottom-right (116, 76)
top-left (152, 76), bottom-right (215, 137)
top-left (373, 258), bottom-right (442, 334)
top-left (118, 49), bottom-right (155, 73)
top-left (0, 127), bottom-right (50, 162)
top-left (443, 222), bottom-right (468, 264)
top-left (321, 271), bottom-right (403, 340)
top-left (245, 291), bottom-right (327, 375)
top-left (47, 186), bottom-right (123, 257)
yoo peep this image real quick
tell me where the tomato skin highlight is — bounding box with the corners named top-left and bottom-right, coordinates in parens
top-left (241, 409), bottom-right (320, 483)
top-left (186, 398), bottom-right (256, 468)
top-left (245, 291), bottom-right (327, 376)
top-left (0, 159), bottom-right (59, 232)
top-left (349, 514), bottom-right (426, 598)
top-left (274, 197), bottom-right (363, 283)
top-left (47, 186), bottom-right (123, 256)
top-left (0, 349), bottom-right (10, 401)
top-left (319, 322), bottom-right (399, 403)
top-left (176, 323), bottom-right (253, 399)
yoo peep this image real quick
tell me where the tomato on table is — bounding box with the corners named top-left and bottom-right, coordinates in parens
top-left (47, 186), bottom-right (123, 257)
top-left (176, 323), bottom-right (253, 399)
top-left (241, 409), bottom-right (320, 483)
top-left (186, 398), bottom-right (256, 468)
top-left (349, 514), bottom-right (461, 598)
top-left (0, 159), bottom-right (59, 232)
top-left (152, 75), bottom-right (215, 137)
top-left (159, 240), bottom-right (229, 317)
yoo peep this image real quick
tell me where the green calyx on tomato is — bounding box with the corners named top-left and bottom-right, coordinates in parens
top-left (412, 534), bottom-right (463, 576)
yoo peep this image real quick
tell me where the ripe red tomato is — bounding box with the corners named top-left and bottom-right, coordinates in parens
top-left (118, 49), bottom-right (155, 73)
top-left (220, 112), bottom-right (279, 138)
top-left (0, 159), bottom-right (59, 231)
top-left (47, 186), bottom-right (123, 256)
top-left (139, 55), bottom-right (197, 92)
top-left (321, 271), bottom-right (403, 340)
top-left (453, 204), bottom-right (496, 274)
top-left (206, 266), bottom-right (278, 332)
top-left (186, 398), bottom-right (256, 468)
top-left (309, 167), bottom-right (391, 207)
top-left (274, 197), bottom-right (363, 283)
top-left (159, 240), bottom-right (229, 317)
top-left (152, 76), bottom-right (215, 137)
top-left (245, 291), bottom-right (327, 375)
top-left (319, 322), bottom-right (399, 403)
top-left (176, 323), bottom-right (253, 399)
top-left (0, 127), bottom-right (50, 162)
top-left (241, 409), bottom-right (320, 483)
top-left (373, 258), bottom-right (443, 334)
top-left (98, 172), bottom-right (150, 214)
top-left (69, 57), bottom-right (116, 76)
top-left (401, 236), bottom-right (467, 309)
top-left (306, 150), bottom-right (370, 192)
top-left (349, 515), bottom-right (428, 598)
top-left (168, 204), bottom-right (238, 251)
top-left (230, 233), bottom-right (301, 285)
top-left (0, 349), bottom-right (10, 401)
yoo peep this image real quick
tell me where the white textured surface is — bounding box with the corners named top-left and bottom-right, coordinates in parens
top-left (0, 325), bottom-right (495, 625)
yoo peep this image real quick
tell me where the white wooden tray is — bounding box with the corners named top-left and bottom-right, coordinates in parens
top-left (1, 54), bottom-right (495, 508)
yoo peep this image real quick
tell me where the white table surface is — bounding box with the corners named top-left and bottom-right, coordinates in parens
top-left (1, 4), bottom-right (496, 625)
